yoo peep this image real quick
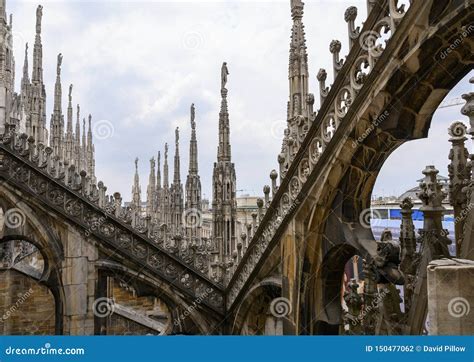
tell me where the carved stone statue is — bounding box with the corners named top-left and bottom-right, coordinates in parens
top-left (221, 62), bottom-right (229, 90)
top-left (69, 84), bottom-right (73, 101)
top-left (57, 53), bottom-right (63, 76)
top-left (36, 5), bottom-right (43, 34)
top-left (191, 103), bottom-right (196, 129)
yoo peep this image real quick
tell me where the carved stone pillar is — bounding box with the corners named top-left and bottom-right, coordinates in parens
top-left (399, 197), bottom-right (417, 314)
top-left (406, 166), bottom-right (451, 334)
top-left (362, 259), bottom-right (377, 335)
top-left (447, 121), bottom-right (470, 256)
top-left (62, 227), bottom-right (98, 335)
top-left (460, 76), bottom-right (474, 259)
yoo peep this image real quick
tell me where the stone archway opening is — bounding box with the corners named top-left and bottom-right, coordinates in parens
top-left (0, 237), bottom-right (55, 335)
top-left (370, 72), bottom-right (473, 252)
top-left (94, 273), bottom-right (174, 336)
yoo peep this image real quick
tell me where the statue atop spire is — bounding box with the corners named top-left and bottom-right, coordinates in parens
top-left (36, 5), bottom-right (43, 34)
top-left (68, 84), bottom-right (73, 103)
top-left (221, 62), bottom-right (229, 91)
top-left (191, 103), bottom-right (196, 129)
top-left (56, 53), bottom-right (63, 76)
top-left (135, 157), bottom-right (139, 171)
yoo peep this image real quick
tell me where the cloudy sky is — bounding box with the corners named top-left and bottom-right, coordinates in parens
top-left (10, 0), bottom-right (473, 201)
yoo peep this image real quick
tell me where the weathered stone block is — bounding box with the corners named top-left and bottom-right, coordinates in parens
top-left (427, 258), bottom-right (474, 335)
top-left (63, 284), bottom-right (87, 316)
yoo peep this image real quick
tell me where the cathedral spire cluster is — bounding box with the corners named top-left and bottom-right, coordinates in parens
top-left (0, 3), bottom-right (97, 181)
top-left (0, 0), bottom-right (302, 285)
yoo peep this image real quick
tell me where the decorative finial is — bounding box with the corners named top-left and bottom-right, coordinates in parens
top-left (400, 197), bottom-right (414, 211)
top-left (291, 0), bottom-right (304, 20)
top-left (221, 62), bottom-right (229, 91)
top-left (165, 143), bottom-right (168, 158)
top-left (418, 165), bottom-right (445, 211)
top-left (448, 121), bottom-right (468, 141)
top-left (175, 127), bottom-right (179, 144)
top-left (88, 114), bottom-right (92, 127)
top-left (135, 157), bottom-right (139, 171)
top-left (36, 5), bottom-right (43, 34)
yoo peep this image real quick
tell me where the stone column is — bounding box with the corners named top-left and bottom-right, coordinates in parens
top-left (399, 197), bottom-right (417, 314)
top-left (62, 226), bottom-right (98, 335)
top-left (427, 258), bottom-right (474, 335)
top-left (281, 219), bottom-right (304, 335)
top-left (447, 122), bottom-right (470, 256)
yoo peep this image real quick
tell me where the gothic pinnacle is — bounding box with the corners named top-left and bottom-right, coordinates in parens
top-left (67, 85), bottom-right (73, 129)
top-left (189, 103), bottom-right (198, 175)
top-left (157, 150), bottom-right (162, 190)
top-left (32, 5), bottom-right (43, 84)
top-left (174, 127), bottom-right (181, 185)
top-left (218, 62), bottom-right (231, 162)
top-left (22, 43), bottom-right (29, 78)
top-left (164, 143), bottom-right (169, 188)
top-left (35, 5), bottom-right (42, 34)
